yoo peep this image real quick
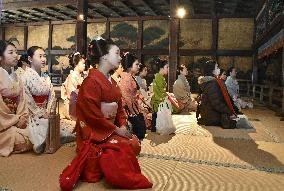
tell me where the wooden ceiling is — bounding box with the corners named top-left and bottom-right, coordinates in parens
top-left (1, 0), bottom-right (262, 24)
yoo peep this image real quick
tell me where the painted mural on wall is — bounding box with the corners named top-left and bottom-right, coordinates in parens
top-left (87, 22), bottom-right (106, 45)
top-left (257, 49), bottom-right (282, 86)
top-left (52, 24), bottom-right (76, 50)
top-left (218, 56), bottom-right (253, 80)
top-left (180, 19), bottom-right (212, 50)
top-left (110, 21), bottom-right (138, 49)
top-left (143, 20), bottom-right (169, 49)
top-left (5, 26), bottom-right (25, 50)
top-left (218, 18), bottom-right (254, 50)
top-left (51, 55), bottom-right (71, 75)
top-left (27, 25), bottom-right (49, 49)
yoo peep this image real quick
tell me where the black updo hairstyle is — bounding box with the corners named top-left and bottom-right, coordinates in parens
top-left (27, 46), bottom-right (44, 58)
top-left (155, 58), bottom-right (168, 73)
top-left (68, 52), bottom-right (84, 68)
top-left (0, 40), bottom-right (16, 57)
top-left (177, 64), bottom-right (187, 76)
top-left (227, 66), bottom-right (236, 76)
top-left (17, 53), bottom-right (29, 67)
top-left (121, 52), bottom-right (138, 71)
top-left (203, 60), bottom-right (217, 76)
top-left (219, 68), bottom-right (227, 77)
top-left (87, 38), bottom-right (117, 67)
top-left (138, 63), bottom-right (147, 75)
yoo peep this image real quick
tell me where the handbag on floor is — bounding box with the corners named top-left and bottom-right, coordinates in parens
top-left (128, 113), bottom-right (146, 140)
top-left (45, 98), bottom-right (61, 154)
top-left (156, 97), bottom-right (176, 135)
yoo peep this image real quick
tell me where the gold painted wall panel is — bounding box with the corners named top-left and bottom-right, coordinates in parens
top-left (87, 22), bottom-right (106, 44)
top-left (180, 19), bottom-right (212, 50)
top-left (218, 56), bottom-right (252, 79)
top-left (218, 18), bottom-right (254, 50)
top-left (110, 21), bottom-right (138, 49)
top-left (143, 20), bottom-right (169, 49)
top-left (51, 55), bottom-right (70, 73)
top-left (52, 24), bottom-right (76, 50)
top-left (28, 25), bottom-right (49, 49)
top-left (5, 26), bottom-right (25, 50)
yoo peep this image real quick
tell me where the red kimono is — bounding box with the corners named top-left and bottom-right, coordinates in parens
top-left (60, 69), bottom-right (152, 190)
top-left (75, 69), bottom-right (127, 148)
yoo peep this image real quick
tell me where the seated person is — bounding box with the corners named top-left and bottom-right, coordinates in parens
top-left (75, 38), bottom-right (144, 184)
top-left (61, 52), bottom-right (85, 120)
top-left (136, 64), bottom-right (152, 129)
top-left (197, 60), bottom-right (237, 129)
top-left (173, 64), bottom-right (197, 113)
top-left (119, 52), bottom-right (147, 139)
top-left (225, 67), bottom-right (253, 110)
top-left (20, 46), bottom-right (75, 153)
top-left (0, 40), bottom-right (32, 157)
top-left (150, 58), bottom-right (169, 132)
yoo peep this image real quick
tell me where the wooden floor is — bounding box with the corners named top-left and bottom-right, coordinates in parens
top-left (1, 105), bottom-right (284, 191)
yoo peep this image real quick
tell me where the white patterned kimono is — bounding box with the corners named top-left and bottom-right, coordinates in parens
top-left (61, 70), bottom-right (83, 119)
top-left (20, 68), bottom-right (74, 153)
top-left (225, 76), bottom-right (253, 110)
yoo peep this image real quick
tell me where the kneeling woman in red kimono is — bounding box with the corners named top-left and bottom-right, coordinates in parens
top-left (60, 38), bottom-right (152, 191)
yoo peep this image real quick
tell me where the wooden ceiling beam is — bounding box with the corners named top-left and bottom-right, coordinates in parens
top-left (88, 4), bottom-right (108, 18)
top-left (3, 0), bottom-right (77, 10)
top-left (3, 10), bottom-right (39, 22)
top-left (120, 1), bottom-right (141, 17)
top-left (46, 7), bottom-right (76, 19)
top-left (140, 0), bottom-right (160, 16)
top-left (101, 2), bottom-right (124, 17)
top-left (32, 8), bottom-right (65, 20)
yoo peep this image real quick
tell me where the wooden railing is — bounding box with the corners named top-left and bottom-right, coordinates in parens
top-left (238, 80), bottom-right (284, 112)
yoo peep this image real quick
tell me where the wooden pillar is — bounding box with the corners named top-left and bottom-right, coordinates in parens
top-left (252, 18), bottom-right (258, 84)
top-left (212, 17), bottom-right (218, 59)
top-left (48, 21), bottom-right (53, 73)
top-left (0, 27), bottom-right (4, 40)
top-left (105, 19), bottom-right (110, 39)
top-left (282, 45), bottom-right (284, 87)
top-left (212, 1), bottom-right (218, 59)
top-left (76, 0), bottom-right (88, 56)
top-left (169, 0), bottom-right (179, 92)
top-left (137, 18), bottom-right (143, 62)
top-left (282, 46), bottom-right (284, 112)
top-left (24, 26), bottom-right (28, 51)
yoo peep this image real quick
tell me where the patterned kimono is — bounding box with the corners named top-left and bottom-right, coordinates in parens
top-left (20, 68), bottom-right (74, 153)
top-left (0, 67), bottom-right (32, 156)
top-left (61, 70), bottom-right (83, 119)
top-left (119, 72), bottom-right (141, 116)
top-left (119, 72), bottom-right (147, 139)
top-left (173, 74), bottom-right (197, 112)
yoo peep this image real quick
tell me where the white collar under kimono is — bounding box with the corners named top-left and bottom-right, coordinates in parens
top-left (22, 67), bottom-right (52, 96)
top-left (0, 67), bottom-right (21, 97)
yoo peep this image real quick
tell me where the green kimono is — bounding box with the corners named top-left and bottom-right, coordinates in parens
top-left (150, 73), bottom-right (167, 112)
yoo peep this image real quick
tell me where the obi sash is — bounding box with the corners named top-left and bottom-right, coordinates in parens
top-left (2, 95), bottom-right (19, 114)
top-left (101, 102), bottom-right (118, 123)
top-left (32, 95), bottom-right (49, 107)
